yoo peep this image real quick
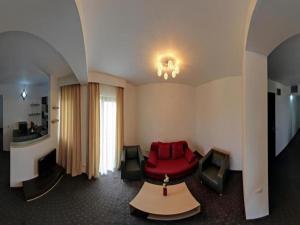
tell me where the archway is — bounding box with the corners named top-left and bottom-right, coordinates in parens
top-left (243, 0), bottom-right (300, 220)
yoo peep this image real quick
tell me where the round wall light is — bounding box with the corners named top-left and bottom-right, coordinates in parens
top-left (21, 89), bottom-right (27, 100)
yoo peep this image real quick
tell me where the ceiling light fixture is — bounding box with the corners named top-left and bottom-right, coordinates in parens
top-left (157, 57), bottom-right (180, 80)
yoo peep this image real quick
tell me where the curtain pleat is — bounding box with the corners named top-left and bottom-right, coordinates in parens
top-left (88, 83), bottom-right (100, 179)
top-left (116, 87), bottom-right (124, 169)
top-left (59, 84), bottom-right (82, 176)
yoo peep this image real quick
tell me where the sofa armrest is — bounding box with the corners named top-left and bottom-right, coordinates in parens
top-left (217, 155), bottom-right (229, 180)
top-left (121, 150), bottom-right (126, 178)
top-left (199, 150), bottom-right (213, 172)
top-left (147, 150), bottom-right (158, 167)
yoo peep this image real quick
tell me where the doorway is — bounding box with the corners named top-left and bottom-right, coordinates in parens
top-left (0, 95), bottom-right (3, 151)
top-left (268, 92), bottom-right (276, 166)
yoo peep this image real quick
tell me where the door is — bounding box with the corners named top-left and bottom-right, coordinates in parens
top-left (0, 95), bottom-right (3, 151)
top-left (268, 92), bottom-right (276, 165)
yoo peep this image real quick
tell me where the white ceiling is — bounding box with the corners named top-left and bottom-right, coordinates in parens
top-left (8, 0), bottom-right (300, 86)
top-left (247, 0), bottom-right (300, 85)
top-left (0, 31), bottom-right (72, 85)
top-left (80, 0), bottom-right (251, 85)
top-left (0, 0), bottom-right (87, 83)
top-left (268, 34), bottom-right (300, 86)
top-left (247, 0), bottom-right (300, 56)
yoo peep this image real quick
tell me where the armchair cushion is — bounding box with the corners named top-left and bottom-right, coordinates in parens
top-left (158, 143), bottom-right (171, 159)
top-left (201, 165), bottom-right (219, 185)
top-left (126, 159), bottom-right (141, 172)
top-left (185, 148), bottom-right (196, 163)
top-left (212, 152), bottom-right (224, 167)
top-left (171, 142), bottom-right (184, 159)
top-left (126, 147), bottom-right (138, 159)
top-left (147, 151), bottom-right (158, 167)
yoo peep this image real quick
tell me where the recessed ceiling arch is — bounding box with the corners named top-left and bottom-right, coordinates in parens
top-left (247, 0), bottom-right (300, 56)
top-left (0, 0), bottom-right (88, 83)
top-left (79, 0), bottom-right (252, 86)
top-left (0, 31), bottom-right (73, 85)
top-left (268, 33), bottom-right (300, 86)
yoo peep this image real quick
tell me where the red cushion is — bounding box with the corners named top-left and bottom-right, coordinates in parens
top-left (144, 158), bottom-right (198, 179)
top-left (185, 148), bottom-right (196, 163)
top-left (147, 151), bottom-right (158, 167)
top-left (158, 143), bottom-right (171, 159)
top-left (171, 142), bottom-right (184, 159)
top-left (150, 142), bottom-right (161, 152)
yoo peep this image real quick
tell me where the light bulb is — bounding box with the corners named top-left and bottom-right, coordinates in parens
top-left (157, 69), bottom-right (162, 77)
top-left (158, 62), bottom-right (163, 69)
top-left (168, 60), bottom-right (174, 69)
top-left (174, 64), bottom-right (180, 74)
top-left (164, 72), bottom-right (168, 80)
top-left (172, 71), bottom-right (176, 78)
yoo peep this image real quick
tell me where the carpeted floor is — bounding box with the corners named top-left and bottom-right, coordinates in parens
top-left (1, 132), bottom-right (300, 225)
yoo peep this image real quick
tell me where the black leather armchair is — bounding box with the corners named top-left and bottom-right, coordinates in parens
top-left (199, 149), bottom-right (229, 195)
top-left (121, 145), bottom-right (144, 180)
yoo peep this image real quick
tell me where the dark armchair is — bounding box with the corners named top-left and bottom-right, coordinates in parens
top-left (199, 149), bottom-right (229, 195)
top-left (121, 145), bottom-right (144, 180)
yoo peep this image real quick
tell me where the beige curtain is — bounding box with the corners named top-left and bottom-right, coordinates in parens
top-left (59, 84), bottom-right (82, 176)
top-left (116, 87), bottom-right (124, 169)
top-left (87, 83), bottom-right (100, 179)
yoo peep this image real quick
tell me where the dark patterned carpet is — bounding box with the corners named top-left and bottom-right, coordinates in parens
top-left (1, 132), bottom-right (300, 225)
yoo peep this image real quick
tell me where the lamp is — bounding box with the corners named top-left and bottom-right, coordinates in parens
top-left (21, 89), bottom-right (27, 100)
top-left (157, 56), bottom-right (180, 80)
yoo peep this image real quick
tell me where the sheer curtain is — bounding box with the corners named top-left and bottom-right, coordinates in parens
top-left (100, 95), bottom-right (117, 175)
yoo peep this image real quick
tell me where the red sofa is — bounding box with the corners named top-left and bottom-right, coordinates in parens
top-left (144, 141), bottom-right (199, 179)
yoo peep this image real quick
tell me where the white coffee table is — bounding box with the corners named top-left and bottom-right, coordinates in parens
top-left (129, 182), bottom-right (200, 221)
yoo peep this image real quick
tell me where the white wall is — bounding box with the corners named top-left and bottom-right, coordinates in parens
top-left (135, 80), bottom-right (243, 171)
top-left (243, 51), bottom-right (269, 219)
top-left (268, 80), bottom-right (299, 155)
top-left (195, 76), bottom-right (242, 170)
top-left (0, 83), bottom-right (49, 151)
top-left (137, 83), bottom-right (196, 151)
top-left (123, 83), bottom-right (138, 145)
top-left (10, 76), bottom-right (59, 187)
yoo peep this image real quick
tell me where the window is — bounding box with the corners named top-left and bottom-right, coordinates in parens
top-left (99, 95), bottom-right (117, 175)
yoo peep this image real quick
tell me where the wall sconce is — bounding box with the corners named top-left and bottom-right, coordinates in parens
top-left (21, 89), bottom-right (27, 100)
